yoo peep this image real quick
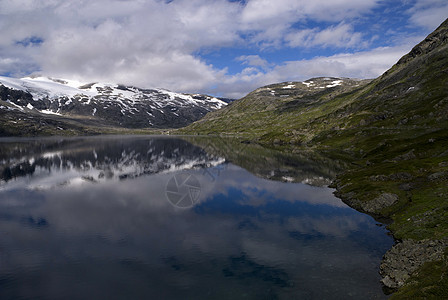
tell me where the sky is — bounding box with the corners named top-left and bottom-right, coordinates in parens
top-left (0, 0), bottom-right (447, 98)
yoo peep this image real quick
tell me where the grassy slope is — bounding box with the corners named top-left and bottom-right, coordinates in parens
top-left (180, 79), bottom-right (373, 142)
top-left (180, 19), bottom-right (448, 298)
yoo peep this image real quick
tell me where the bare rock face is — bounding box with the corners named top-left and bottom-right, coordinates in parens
top-left (366, 193), bottom-right (399, 213)
top-left (380, 239), bottom-right (448, 290)
top-left (396, 18), bottom-right (448, 66)
top-left (334, 187), bottom-right (399, 215)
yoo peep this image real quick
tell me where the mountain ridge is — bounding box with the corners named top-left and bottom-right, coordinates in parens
top-left (0, 75), bottom-right (227, 133)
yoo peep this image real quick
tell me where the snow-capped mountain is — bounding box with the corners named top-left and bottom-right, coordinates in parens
top-left (253, 77), bottom-right (369, 96)
top-left (0, 76), bottom-right (227, 128)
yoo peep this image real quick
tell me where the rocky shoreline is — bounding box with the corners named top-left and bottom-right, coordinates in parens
top-left (380, 238), bottom-right (448, 290)
top-left (333, 179), bottom-right (448, 292)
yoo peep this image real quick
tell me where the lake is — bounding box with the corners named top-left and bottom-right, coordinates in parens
top-left (0, 136), bottom-right (393, 299)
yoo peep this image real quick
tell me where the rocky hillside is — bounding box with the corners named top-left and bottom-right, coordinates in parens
top-left (182, 77), bottom-right (371, 137)
top-left (0, 76), bottom-right (226, 131)
top-left (181, 18), bottom-right (448, 298)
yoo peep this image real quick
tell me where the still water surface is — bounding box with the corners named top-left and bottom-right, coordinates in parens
top-left (0, 136), bottom-right (393, 299)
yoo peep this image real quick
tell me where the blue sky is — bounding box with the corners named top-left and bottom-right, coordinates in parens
top-left (0, 0), bottom-right (447, 98)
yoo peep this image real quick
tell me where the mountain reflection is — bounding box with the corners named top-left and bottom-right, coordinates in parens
top-left (0, 135), bottom-right (350, 188)
top-left (0, 136), bottom-right (391, 299)
top-left (0, 136), bottom-right (224, 188)
top-left (181, 136), bottom-right (351, 186)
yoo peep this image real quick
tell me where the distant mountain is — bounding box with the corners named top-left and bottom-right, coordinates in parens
top-left (182, 76), bottom-right (372, 136)
top-left (0, 76), bottom-right (226, 131)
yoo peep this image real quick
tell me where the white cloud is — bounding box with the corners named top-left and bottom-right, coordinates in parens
top-left (0, 0), bottom-right (442, 98)
top-left (239, 0), bottom-right (380, 48)
top-left (271, 46), bottom-right (413, 80)
top-left (241, 0), bottom-right (381, 24)
top-left (236, 55), bottom-right (269, 67)
top-left (408, 0), bottom-right (448, 30)
top-left (286, 23), bottom-right (366, 49)
top-left (0, 0), bottom-right (241, 91)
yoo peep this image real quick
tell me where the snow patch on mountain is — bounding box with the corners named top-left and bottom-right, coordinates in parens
top-left (0, 76), bottom-right (227, 128)
top-left (326, 80), bottom-right (343, 88)
top-left (40, 109), bottom-right (61, 115)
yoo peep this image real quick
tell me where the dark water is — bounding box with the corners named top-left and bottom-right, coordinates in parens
top-left (0, 136), bottom-right (393, 299)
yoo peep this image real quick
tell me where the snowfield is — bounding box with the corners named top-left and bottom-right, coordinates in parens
top-left (0, 76), bottom-right (226, 109)
top-left (0, 76), bottom-right (227, 128)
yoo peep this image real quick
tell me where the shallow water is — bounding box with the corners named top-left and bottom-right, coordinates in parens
top-left (0, 136), bottom-right (393, 299)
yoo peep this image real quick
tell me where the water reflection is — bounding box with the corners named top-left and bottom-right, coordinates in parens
top-left (0, 136), bottom-right (223, 190)
top-left (182, 136), bottom-right (351, 186)
top-left (0, 136), bottom-right (392, 299)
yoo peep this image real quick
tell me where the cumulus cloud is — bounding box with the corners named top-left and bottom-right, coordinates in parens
top-left (236, 55), bottom-right (269, 68)
top-left (239, 0), bottom-right (380, 48)
top-left (0, 0), bottom-right (444, 97)
top-left (241, 0), bottom-right (381, 25)
top-left (286, 23), bottom-right (366, 49)
top-left (0, 0), bottom-right (241, 91)
top-left (408, 0), bottom-right (448, 29)
top-left (270, 45), bottom-right (415, 80)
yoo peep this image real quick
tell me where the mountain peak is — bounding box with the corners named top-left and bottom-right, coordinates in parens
top-left (0, 75), bottom-right (227, 130)
top-left (250, 77), bottom-right (369, 99)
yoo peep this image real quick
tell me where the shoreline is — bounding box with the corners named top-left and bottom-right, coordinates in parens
top-left (332, 171), bottom-right (448, 297)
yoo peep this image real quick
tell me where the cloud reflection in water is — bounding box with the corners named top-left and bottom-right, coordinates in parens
top-left (0, 136), bottom-right (392, 299)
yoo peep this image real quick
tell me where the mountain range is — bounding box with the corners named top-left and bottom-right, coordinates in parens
top-left (0, 76), bottom-right (226, 135)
